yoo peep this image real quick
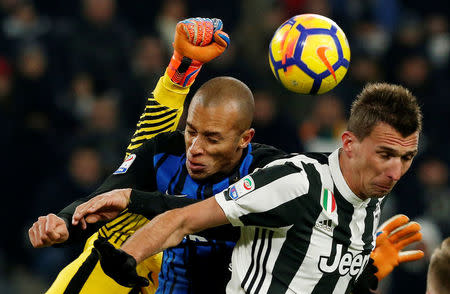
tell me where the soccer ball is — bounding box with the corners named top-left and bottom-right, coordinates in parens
top-left (268, 14), bottom-right (350, 95)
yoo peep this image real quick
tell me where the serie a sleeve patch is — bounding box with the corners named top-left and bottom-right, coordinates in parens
top-left (113, 154), bottom-right (137, 175)
top-left (229, 175), bottom-right (255, 200)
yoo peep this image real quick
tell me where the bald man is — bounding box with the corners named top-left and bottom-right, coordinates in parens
top-left (101, 76), bottom-right (287, 293)
top-left (38, 75), bottom-right (288, 294)
top-left (181, 76), bottom-right (258, 182)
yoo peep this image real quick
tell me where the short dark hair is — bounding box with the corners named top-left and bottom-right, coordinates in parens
top-left (427, 237), bottom-right (450, 294)
top-left (348, 83), bottom-right (422, 140)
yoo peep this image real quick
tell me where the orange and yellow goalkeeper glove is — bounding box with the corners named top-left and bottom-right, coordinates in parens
top-left (371, 214), bottom-right (424, 280)
top-left (167, 17), bottom-right (230, 87)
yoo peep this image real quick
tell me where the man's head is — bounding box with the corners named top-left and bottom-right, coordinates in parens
top-left (341, 83), bottom-right (422, 199)
top-left (427, 237), bottom-right (450, 294)
top-left (185, 77), bottom-right (255, 181)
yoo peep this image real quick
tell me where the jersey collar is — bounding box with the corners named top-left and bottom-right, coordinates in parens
top-left (328, 148), bottom-right (369, 206)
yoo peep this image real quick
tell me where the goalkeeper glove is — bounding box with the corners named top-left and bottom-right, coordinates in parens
top-left (167, 17), bottom-right (230, 87)
top-left (371, 214), bottom-right (424, 280)
top-left (94, 238), bottom-right (149, 288)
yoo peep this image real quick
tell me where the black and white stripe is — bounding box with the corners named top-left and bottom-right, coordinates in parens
top-left (216, 150), bottom-right (384, 294)
top-left (240, 228), bottom-right (274, 292)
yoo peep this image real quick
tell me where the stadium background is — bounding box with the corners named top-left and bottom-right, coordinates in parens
top-left (0, 0), bottom-right (448, 293)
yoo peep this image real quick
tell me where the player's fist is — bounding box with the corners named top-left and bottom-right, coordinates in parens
top-left (28, 213), bottom-right (69, 248)
top-left (174, 17), bottom-right (229, 63)
top-left (167, 17), bottom-right (230, 87)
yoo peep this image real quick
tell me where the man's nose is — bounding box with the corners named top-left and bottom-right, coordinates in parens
top-left (386, 158), bottom-right (402, 181)
top-left (188, 137), bottom-right (204, 155)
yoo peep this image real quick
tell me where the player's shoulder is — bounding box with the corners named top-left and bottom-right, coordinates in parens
top-left (154, 130), bottom-right (185, 153)
top-left (249, 142), bottom-right (289, 169)
top-left (299, 152), bottom-right (331, 165)
top-left (280, 153), bottom-right (333, 187)
top-left (261, 151), bottom-right (331, 174)
top-left (249, 143), bottom-right (331, 168)
top-left (284, 152), bottom-right (331, 170)
top-left (137, 130), bottom-right (185, 155)
top-left (152, 130), bottom-right (184, 142)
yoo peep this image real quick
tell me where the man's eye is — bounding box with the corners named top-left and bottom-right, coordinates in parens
top-left (207, 138), bottom-right (219, 144)
top-left (402, 155), bottom-right (413, 161)
top-left (379, 153), bottom-right (391, 159)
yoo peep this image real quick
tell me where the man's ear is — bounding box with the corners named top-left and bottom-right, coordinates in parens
top-left (342, 131), bottom-right (357, 157)
top-left (239, 128), bottom-right (255, 149)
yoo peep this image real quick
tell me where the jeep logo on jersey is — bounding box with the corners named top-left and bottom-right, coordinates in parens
top-left (319, 244), bottom-right (370, 277)
top-left (321, 188), bottom-right (336, 214)
top-left (228, 175), bottom-right (255, 200)
top-left (113, 154), bottom-right (136, 175)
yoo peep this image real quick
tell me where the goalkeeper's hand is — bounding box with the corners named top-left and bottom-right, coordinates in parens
top-left (371, 214), bottom-right (424, 280)
top-left (167, 17), bottom-right (230, 87)
top-left (94, 238), bottom-right (149, 288)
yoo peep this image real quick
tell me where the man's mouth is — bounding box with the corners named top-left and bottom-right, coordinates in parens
top-left (187, 159), bottom-right (206, 172)
top-left (375, 183), bottom-right (392, 192)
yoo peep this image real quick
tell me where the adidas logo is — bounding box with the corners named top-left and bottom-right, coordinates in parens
top-left (315, 219), bottom-right (333, 232)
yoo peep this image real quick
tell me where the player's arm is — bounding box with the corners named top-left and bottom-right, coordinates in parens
top-left (29, 136), bottom-right (158, 248)
top-left (83, 17), bottom-right (230, 228)
top-left (71, 189), bottom-right (197, 228)
top-left (28, 191), bottom-right (111, 248)
top-left (125, 196), bottom-right (228, 262)
top-left (28, 18), bottom-right (230, 249)
top-left (94, 196), bottom-right (229, 287)
top-left (95, 161), bottom-right (305, 287)
top-left (72, 188), bottom-right (240, 241)
top-left (73, 18), bottom-right (228, 238)
top-left (125, 17), bottom-right (229, 156)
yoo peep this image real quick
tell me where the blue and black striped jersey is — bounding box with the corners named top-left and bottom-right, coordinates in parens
top-left (109, 130), bottom-right (287, 293)
top-left (55, 73), bottom-right (286, 293)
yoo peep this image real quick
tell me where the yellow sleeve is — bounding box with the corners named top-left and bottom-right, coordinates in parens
top-left (125, 73), bottom-right (190, 156)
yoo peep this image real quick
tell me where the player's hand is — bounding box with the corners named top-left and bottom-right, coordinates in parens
top-left (174, 17), bottom-right (229, 63)
top-left (72, 189), bottom-right (132, 229)
top-left (167, 17), bottom-right (230, 87)
top-left (94, 238), bottom-right (149, 288)
top-left (371, 214), bottom-right (424, 280)
top-left (28, 213), bottom-right (69, 248)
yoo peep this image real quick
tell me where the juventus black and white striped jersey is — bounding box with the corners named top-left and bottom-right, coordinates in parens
top-left (215, 149), bottom-right (384, 294)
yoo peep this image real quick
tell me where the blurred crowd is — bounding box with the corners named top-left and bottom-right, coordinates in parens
top-left (0, 0), bottom-right (449, 293)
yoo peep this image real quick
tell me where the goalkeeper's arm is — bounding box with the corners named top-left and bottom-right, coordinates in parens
top-left (125, 17), bottom-right (229, 156)
top-left (71, 188), bottom-right (240, 242)
top-left (28, 17), bottom-right (230, 248)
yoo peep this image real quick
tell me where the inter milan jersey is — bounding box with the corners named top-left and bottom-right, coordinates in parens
top-left (86, 130), bottom-right (287, 293)
top-left (55, 73), bottom-right (287, 293)
top-left (215, 150), bottom-right (384, 294)
top-left (151, 132), bottom-right (255, 293)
